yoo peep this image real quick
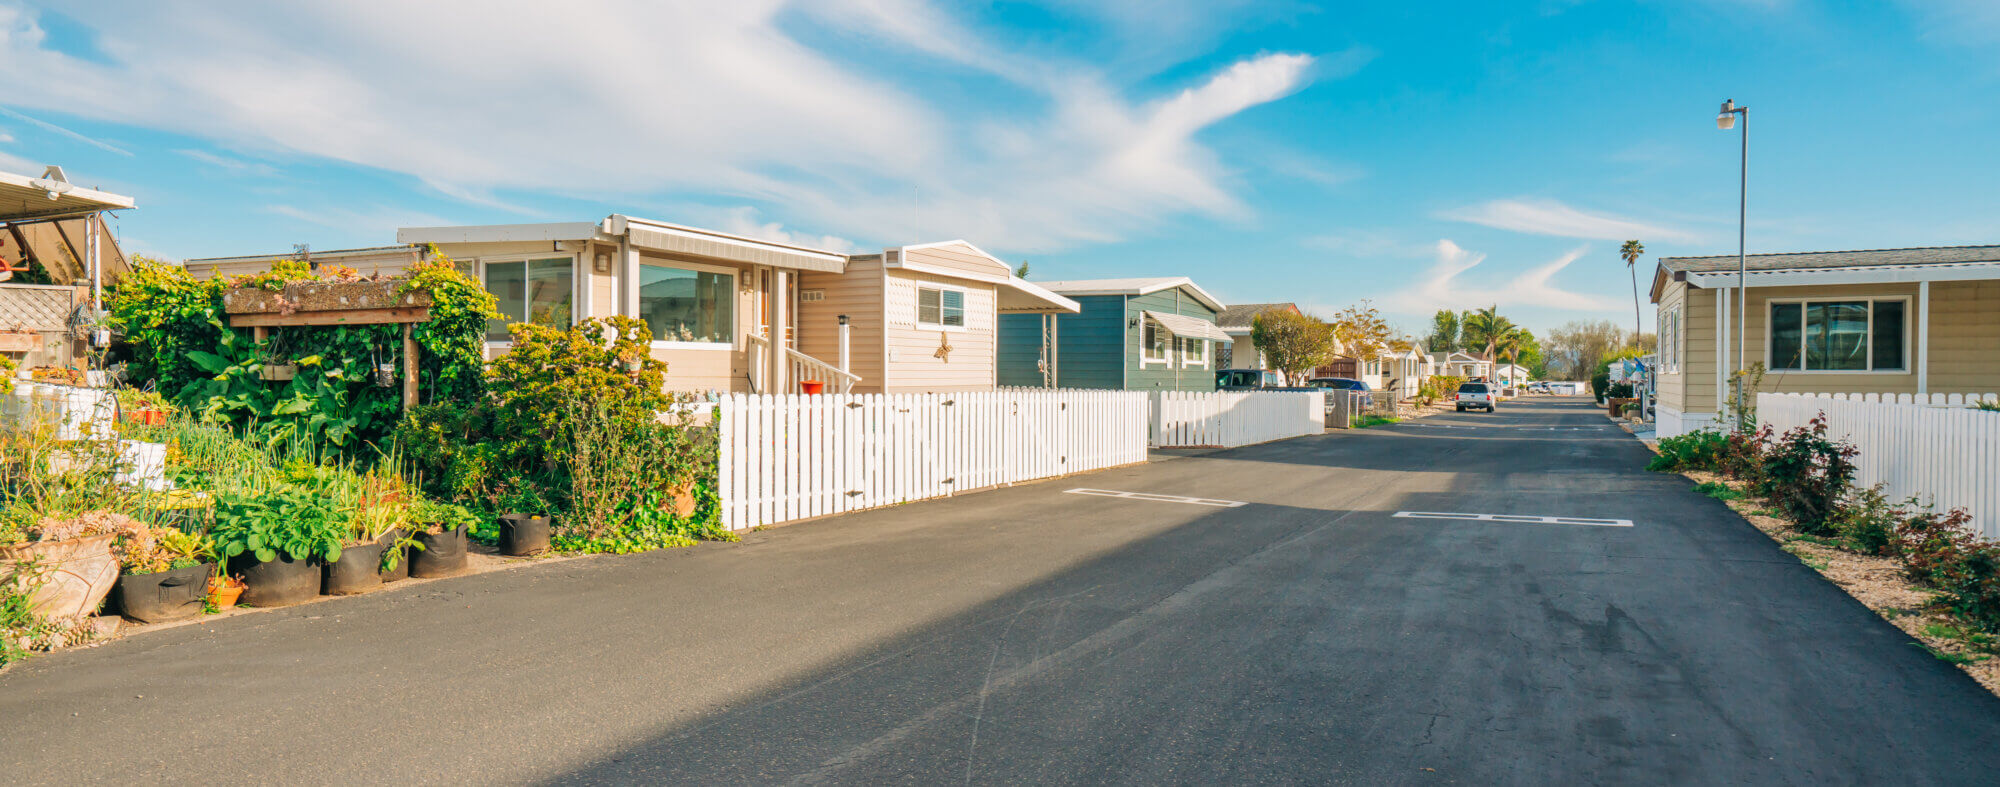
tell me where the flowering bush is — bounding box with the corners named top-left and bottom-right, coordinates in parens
top-left (1757, 414), bottom-right (1857, 535)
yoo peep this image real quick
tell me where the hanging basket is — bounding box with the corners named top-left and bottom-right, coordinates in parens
top-left (374, 363), bottom-right (396, 388)
top-left (259, 363), bottom-right (297, 382)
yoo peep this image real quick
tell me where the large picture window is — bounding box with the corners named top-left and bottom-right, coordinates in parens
top-left (484, 257), bottom-right (573, 341)
top-left (1769, 298), bottom-right (1906, 372)
top-left (638, 264), bottom-right (735, 345)
top-left (917, 286), bottom-right (965, 328)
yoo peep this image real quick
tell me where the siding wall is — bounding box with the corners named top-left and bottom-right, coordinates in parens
top-left (1125, 287), bottom-right (1220, 392)
top-left (996, 311), bottom-right (1051, 387)
top-left (882, 269), bottom-right (997, 392)
top-left (1671, 278), bottom-right (2000, 419)
top-left (184, 248), bottom-right (422, 280)
top-left (901, 242), bottom-right (1011, 279)
top-left (798, 258), bottom-right (886, 393)
top-left (1041, 295), bottom-right (1128, 389)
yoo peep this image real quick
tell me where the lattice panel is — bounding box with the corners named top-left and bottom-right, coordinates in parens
top-left (0, 286), bottom-right (73, 332)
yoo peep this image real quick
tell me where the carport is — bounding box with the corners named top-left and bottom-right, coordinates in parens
top-left (0, 165), bottom-right (136, 368)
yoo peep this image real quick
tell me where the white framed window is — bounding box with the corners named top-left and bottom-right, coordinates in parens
top-left (1664, 305), bottom-right (1682, 373)
top-left (482, 255), bottom-right (575, 342)
top-left (1141, 319), bottom-right (1168, 364)
top-left (916, 286), bottom-right (965, 329)
top-left (1767, 297), bottom-right (1908, 373)
top-left (1179, 336), bottom-right (1207, 367)
top-left (638, 260), bottom-right (737, 349)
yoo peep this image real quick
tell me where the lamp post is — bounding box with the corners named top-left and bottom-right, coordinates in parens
top-left (1717, 98), bottom-right (1748, 430)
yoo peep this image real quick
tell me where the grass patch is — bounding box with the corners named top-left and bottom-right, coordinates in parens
top-left (1782, 543), bottom-right (1830, 571)
top-left (1694, 481), bottom-right (1744, 501)
top-left (1355, 415), bottom-right (1402, 428)
top-left (1787, 533), bottom-right (1842, 548)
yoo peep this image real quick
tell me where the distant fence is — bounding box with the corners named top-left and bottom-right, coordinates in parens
top-left (1150, 390), bottom-right (1323, 448)
top-left (717, 390), bottom-right (1148, 530)
top-left (1759, 392), bottom-right (2000, 540)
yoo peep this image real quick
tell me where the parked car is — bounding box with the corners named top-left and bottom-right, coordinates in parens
top-left (1216, 369), bottom-right (1283, 390)
top-left (1308, 377), bottom-right (1375, 409)
top-left (1455, 381), bottom-right (1495, 412)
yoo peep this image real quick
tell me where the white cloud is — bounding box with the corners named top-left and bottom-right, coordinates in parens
top-left (1381, 239), bottom-right (1620, 314)
top-left (717, 206), bottom-right (856, 254)
top-left (173, 149), bottom-right (279, 177)
top-left (265, 203), bottom-right (454, 237)
top-left (0, 104), bottom-right (132, 156)
top-left (1898, 0), bottom-right (2000, 46)
top-left (0, 1), bottom-right (1325, 253)
top-left (1440, 198), bottom-right (1697, 243)
top-left (0, 146), bottom-right (36, 174)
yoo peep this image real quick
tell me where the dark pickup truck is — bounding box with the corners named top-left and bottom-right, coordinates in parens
top-left (1215, 369), bottom-right (1282, 390)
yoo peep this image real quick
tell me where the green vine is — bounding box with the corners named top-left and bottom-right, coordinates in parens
top-left (401, 248), bottom-right (499, 404)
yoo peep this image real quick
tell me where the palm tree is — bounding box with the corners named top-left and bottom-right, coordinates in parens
top-left (1461, 306), bottom-right (1513, 360)
top-left (1493, 326), bottom-right (1526, 385)
top-left (1620, 240), bottom-right (1645, 341)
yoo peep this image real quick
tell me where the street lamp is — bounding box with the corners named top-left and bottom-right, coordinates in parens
top-left (1717, 98), bottom-right (1748, 429)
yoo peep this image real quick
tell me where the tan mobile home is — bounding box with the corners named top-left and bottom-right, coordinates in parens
top-left (1651, 245), bottom-right (2000, 437)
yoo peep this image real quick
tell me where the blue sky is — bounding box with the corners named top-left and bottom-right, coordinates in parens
top-left (2, 0), bottom-right (1995, 336)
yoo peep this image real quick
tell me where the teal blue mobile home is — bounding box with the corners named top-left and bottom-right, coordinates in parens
top-left (997, 277), bottom-right (1231, 391)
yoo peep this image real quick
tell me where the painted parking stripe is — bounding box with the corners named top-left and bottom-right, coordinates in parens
top-left (1393, 511), bottom-right (1634, 527)
top-left (1066, 488), bottom-right (1247, 508)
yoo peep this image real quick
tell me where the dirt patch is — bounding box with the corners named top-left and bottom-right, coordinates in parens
top-left (1679, 471), bottom-right (2000, 696)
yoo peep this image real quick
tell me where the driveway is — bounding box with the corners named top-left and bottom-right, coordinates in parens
top-left (4, 397), bottom-right (1997, 784)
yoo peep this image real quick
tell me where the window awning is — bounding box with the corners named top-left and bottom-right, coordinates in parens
top-left (1143, 311), bottom-right (1233, 343)
top-left (0, 167), bottom-right (134, 223)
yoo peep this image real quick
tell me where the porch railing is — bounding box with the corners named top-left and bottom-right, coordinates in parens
top-left (746, 333), bottom-right (860, 394)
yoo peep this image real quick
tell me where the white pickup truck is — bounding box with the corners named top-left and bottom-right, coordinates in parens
top-left (1455, 381), bottom-right (1496, 413)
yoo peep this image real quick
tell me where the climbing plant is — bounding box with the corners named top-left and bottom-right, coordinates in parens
top-left (400, 249), bottom-right (498, 404)
top-left (105, 257), bottom-right (228, 396)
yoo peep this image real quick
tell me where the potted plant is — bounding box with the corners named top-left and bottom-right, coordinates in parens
top-left (496, 484), bottom-right (553, 557)
top-left (110, 524), bottom-right (216, 623)
top-left (209, 486), bottom-right (345, 607)
top-left (409, 501), bottom-right (479, 579)
top-left (206, 574), bottom-right (246, 610)
top-left (322, 472), bottom-right (411, 596)
top-left (114, 388), bottom-right (173, 427)
top-left (0, 510), bottom-right (132, 622)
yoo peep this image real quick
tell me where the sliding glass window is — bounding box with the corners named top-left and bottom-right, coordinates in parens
top-left (1768, 299), bottom-right (1906, 372)
top-left (484, 257), bottom-right (574, 341)
top-left (638, 263), bottom-right (735, 344)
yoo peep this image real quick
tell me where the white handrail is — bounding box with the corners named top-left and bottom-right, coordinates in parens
top-left (742, 332), bottom-right (857, 393)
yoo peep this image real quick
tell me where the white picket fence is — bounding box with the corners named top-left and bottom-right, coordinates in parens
top-left (1759, 392), bottom-right (2000, 540)
top-left (717, 390), bottom-right (1149, 530)
top-left (1149, 390), bottom-right (1324, 448)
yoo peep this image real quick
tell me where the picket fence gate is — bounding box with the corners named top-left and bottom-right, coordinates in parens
top-left (1150, 390), bottom-right (1324, 448)
top-left (1759, 392), bottom-right (2000, 541)
top-left (717, 390), bottom-right (1149, 530)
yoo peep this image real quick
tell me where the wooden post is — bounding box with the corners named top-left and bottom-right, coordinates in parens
top-left (402, 322), bottom-right (418, 410)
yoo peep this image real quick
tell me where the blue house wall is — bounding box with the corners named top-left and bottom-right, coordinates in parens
top-left (998, 286), bottom-right (1220, 391)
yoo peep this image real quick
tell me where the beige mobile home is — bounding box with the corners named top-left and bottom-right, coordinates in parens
top-left (184, 245), bottom-right (424, 280)
top-left (1651, 245), bottom-right (2000, 437)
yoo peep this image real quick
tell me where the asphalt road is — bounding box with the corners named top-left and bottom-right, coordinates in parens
top-left (5, 396), bottom-right (1998, 785)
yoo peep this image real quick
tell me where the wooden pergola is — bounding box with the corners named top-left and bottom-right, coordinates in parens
top-left (221, 280), bottom-right (435, 409)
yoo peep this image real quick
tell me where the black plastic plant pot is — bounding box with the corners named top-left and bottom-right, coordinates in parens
top-left (498, 514), bottom-right (551, 557)
top-left (410, 525), bottom-right (469, 579)
top-left (114, 562), bottom-right (214, 623)
top-left (377, 529), bottom-right (409, 583)
top-left (322, 542), bottom-right (386, 596)
top-left (237, 553), bottom-right (322, 608)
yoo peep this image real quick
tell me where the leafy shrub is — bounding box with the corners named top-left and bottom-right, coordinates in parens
top-left (106, 257), bottom-right (228, 399)
top-left (557, 394), bottom-right (723, 552)
top-left (1757, 414), bottom-right (1857, 535)
top-left (402, 250), bottom-right (499, 403)
top-left (1894, 507), bottom-right (2000, 634)
top-left (1718, 427), bottom-right (1769, 483)
top-left (1416, 375), bottom-right (1466, 406)
top-left (486, 316), bottom-right (667, 467)
top-left (1833, 485), bottom-right (1905, 556)
top-left (1648, 429), bottom-right (1727, 472)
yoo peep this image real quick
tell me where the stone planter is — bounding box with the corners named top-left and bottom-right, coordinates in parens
top-left (0, 533), bottom-right (121, 620)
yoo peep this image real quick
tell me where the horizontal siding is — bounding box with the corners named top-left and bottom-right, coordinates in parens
top-left (1125, 287), bottom-right (1220, 392)
top-left (1927, 279), bottom-right (2000, 391)
top-left (883, 270), bottom-right (996, 393)
top-left (1051, 295), bottom-right (1127, 389)
top-left (902, 242), bottom-right (1010, 279)
top-left (798, 260), bottom-right (886, 393)
top-left (997, 312), bottom-right (1049, 387)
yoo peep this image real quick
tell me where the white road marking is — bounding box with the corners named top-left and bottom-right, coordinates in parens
top-left (1066, 488), bottom-right (1247, 508)
top-left (1393, 511), bottom-right (1634, 527)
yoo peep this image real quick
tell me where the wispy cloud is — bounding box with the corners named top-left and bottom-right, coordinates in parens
top-left (0, 2), bottom-right (1330, 253)
top-left (717, 206), bottom-right (856, 253)
top-left (173, 149), bottom-right (279, 177)
top-left (1439, 198), bottom-right (1698, 243)
top-left (265, 203), bottom-right (453, 236)
top-left (1380, 239), bottom-right (1621, 314)
top-left (0, 105), bottom-right (132, 156)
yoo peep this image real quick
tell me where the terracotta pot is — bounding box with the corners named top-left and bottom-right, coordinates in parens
top-left (207, 577), bottom-right (245, 610)
top-left (800, 380), bottom-right (825, 395)
top-left (0, 533), bottom-right (120, 619)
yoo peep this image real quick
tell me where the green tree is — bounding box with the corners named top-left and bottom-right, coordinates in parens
top-left (1459, 305), bottom-right (1515, 360)
top-left (1424, 309), bottom-right (1460, 353)
top-left (1014, 261), bottom-right (1030, 279)
top-left (1329, 301), bottom-right (1393, 363)
top-left (1620, 240), bottom-right (1646, 342)
top-left (1251, 310), bottom-right (1335, 384)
